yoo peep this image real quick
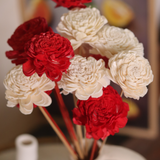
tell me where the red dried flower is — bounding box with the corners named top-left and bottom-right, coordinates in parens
top-left (52, 0), bottom-right (92, 9)
top-left (23, 30), bottom-right (74, 81)
top-left (6, 17), bottom-right (51, 65)
top-left (72, 86), bottom-right (129, 140)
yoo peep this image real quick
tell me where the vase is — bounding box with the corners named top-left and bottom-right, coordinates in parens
top-left (94, 144), bottom-right (146, 160)
top-left (0, 136), bottom-right (146, 160)
top-left (70, 140), bottom-right (146, 160)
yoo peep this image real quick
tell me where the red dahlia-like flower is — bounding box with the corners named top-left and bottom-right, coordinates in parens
top-left (52, 0), bottom-right (92, 9)
top-left (23, 30), bottom-right (74, 81)
top-left (72, 86), bottom-right (129, 140)
top-left (6, 17), bottom-right (51, 65)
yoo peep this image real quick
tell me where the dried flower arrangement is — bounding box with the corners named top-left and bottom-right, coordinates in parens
top-left (4, 0), bottom-right (153, 160)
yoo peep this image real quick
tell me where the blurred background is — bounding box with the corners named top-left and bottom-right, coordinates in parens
top-left (0, 0), bottom-right (159, 159)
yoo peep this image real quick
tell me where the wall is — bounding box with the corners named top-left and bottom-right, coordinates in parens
top-left (156, 0), bottom-right (160, 25)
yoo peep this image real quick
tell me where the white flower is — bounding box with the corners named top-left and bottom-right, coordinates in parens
top-left (58, 55), bottom-right (110, 100)
top-left (56, 7), bottom-right (108, 50)
top-left (106, 50), bottom-right (154, 99)
top-left (4, 65), bottom-right (55, 115)
top-left (90, 25), bottom-right (144, 58)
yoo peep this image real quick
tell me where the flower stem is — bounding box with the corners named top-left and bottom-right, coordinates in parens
top-left (98, 137), bottom-right (108, 154)
top-left (76, 125), bottom-right (84, 153)
top-left (84, 127), bottom-right (88, 157)
top-left (120, 90), bottom-right (123, 97)
top-left (38, 106), bottom-right (77, 160)
top-left (89, 140), bottom-right (97, 160)
top-left (73, 95), bottom-right (84, 154)
top-left (54, 82), bottom-right (84, 159)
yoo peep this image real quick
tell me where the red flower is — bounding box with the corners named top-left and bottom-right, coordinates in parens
top-left (72, 86), bottom-right (129, 140)
top-left (52, 0), bottom-right (92, 9)
top-left (6, 17), bottom-right (51, 65)
top-left (23, 30), bottom-right (74, 81)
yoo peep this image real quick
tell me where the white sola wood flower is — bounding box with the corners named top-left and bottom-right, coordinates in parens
top-left (56, 7), bottom-right (107, 51)
top-left (90, 25), bottom-right (144, 58)
top-left (4, 65), bottom-right (55, 115)
top-left (58, 55), bottom-right (110, 100)
top-left (106, 50), bottom-right (154, 100)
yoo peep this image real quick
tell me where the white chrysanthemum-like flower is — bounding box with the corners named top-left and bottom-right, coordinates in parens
top-left (58, 55), bottom-right (110, 100)
top-left (4, 65), bottom-right (55, 115)
top-left (106, 50), bottom-right (153, 99)
top-left (90, 25), bottom-right (144, 58)
top-left (56, 7), bottom-right (108, 50)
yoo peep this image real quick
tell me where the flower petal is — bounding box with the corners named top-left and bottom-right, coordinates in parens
top-left (19, 101), bottom-right (33, 115)
top-left (23, 59), bottom-right (35, 76)
top-left (31, 92), bottom-right (52, 107)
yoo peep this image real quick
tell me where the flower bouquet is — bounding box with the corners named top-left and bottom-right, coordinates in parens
top-left (4, 0), bottom-right (153, 160)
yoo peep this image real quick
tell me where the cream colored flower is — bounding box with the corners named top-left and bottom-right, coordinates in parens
top-left (4, 65), bottom-right (55, 115)
top-left (56, 7), bottom-right (107, 50)
top-left (106, 50), bottom-right (153, 99)
top-left (58, 55), bottom-right (110, 100)
top-left (90, 25), bottom-right (144, 58)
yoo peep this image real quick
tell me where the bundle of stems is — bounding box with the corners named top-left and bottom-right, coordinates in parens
top-left (38, 83), bottom-right (116, 160)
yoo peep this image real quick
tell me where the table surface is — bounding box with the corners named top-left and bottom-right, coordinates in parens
top-left (0, 143), bottom-right (146, 160)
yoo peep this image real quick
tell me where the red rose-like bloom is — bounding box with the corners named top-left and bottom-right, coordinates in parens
top-left (52, 0), bottom-right (92, 9)
top-left (6, 17), bottom-right (51, 65)
top-left (72, 86), bottom-right (129, 140)
top-left (23, 30), bottom-right (74, 81)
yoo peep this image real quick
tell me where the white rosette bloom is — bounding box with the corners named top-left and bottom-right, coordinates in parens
top-left (56, 7), bottom-right (108, 50)
top-left (90, 25), bottom-right (144, 58)
top-left (4, 65), bottom-right (55, 115)
top-left (106, 50), bottom-right (154, 100)
top-left (58, 55), bottom-right (110, 100)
